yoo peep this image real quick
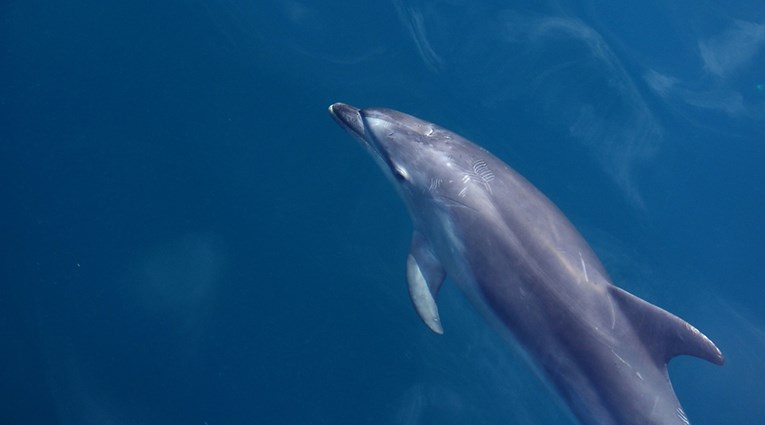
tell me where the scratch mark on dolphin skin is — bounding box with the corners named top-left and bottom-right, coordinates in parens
top-left (611, 349), bottom-right (631, 368)
top-left (472, 159), bottom-right (495, 193)
top-left (428, 178), bottom-right (443, 193)
top-left (650, 396), bottom-right (659, 416)
top-left (676, 407), bottom-right (690, 425)
top-left (607, 295), bottom-right (616, 330)
top-left (473, 159), bottom-right (495, 182)
top-left (578, 251), bottom-right (589, 282)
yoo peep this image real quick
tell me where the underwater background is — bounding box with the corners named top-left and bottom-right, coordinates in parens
top-left (2, 0), bottom-right (764, 424)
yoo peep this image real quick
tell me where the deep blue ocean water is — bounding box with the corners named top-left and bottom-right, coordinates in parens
top-left (2, 1), bottom-right (764, 424)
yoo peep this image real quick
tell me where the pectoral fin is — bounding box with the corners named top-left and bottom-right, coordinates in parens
top-left (406, 232), bottom-right (445, 334)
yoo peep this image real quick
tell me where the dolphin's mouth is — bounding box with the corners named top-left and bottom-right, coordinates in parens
top-left (328, 103), bottom-right (366, 141)
top-left (330, 102), bottom-right (401, 180)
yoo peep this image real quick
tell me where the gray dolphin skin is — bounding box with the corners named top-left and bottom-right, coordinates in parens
top-left (328, 103), bottom-right (724, 425)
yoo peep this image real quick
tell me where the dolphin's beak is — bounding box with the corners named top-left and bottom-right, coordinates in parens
top-left (328, 103), bottom-right (365, 140)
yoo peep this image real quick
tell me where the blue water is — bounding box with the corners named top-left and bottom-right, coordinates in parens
top-left (2, 0), bottom-right (764, 424)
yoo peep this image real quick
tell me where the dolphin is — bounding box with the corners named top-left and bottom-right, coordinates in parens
top-left (328, 103), bottom-right (723, 425)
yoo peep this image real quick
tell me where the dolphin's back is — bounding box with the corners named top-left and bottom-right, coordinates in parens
top-left (433, 134), bottom-right (723, 425)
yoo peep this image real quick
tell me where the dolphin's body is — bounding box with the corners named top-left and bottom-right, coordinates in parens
top-left (328, 103), bottom-right (723, 425)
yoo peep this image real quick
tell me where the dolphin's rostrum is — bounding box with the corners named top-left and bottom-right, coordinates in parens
top-left (328, 103), bottom-right (723, 425)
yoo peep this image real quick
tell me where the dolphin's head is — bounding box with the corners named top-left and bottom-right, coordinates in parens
top-left (329, 103), bottom-right (479, 216)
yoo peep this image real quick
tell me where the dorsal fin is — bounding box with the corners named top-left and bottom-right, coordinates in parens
top-left (608, 285), bottom-right (724, 366)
